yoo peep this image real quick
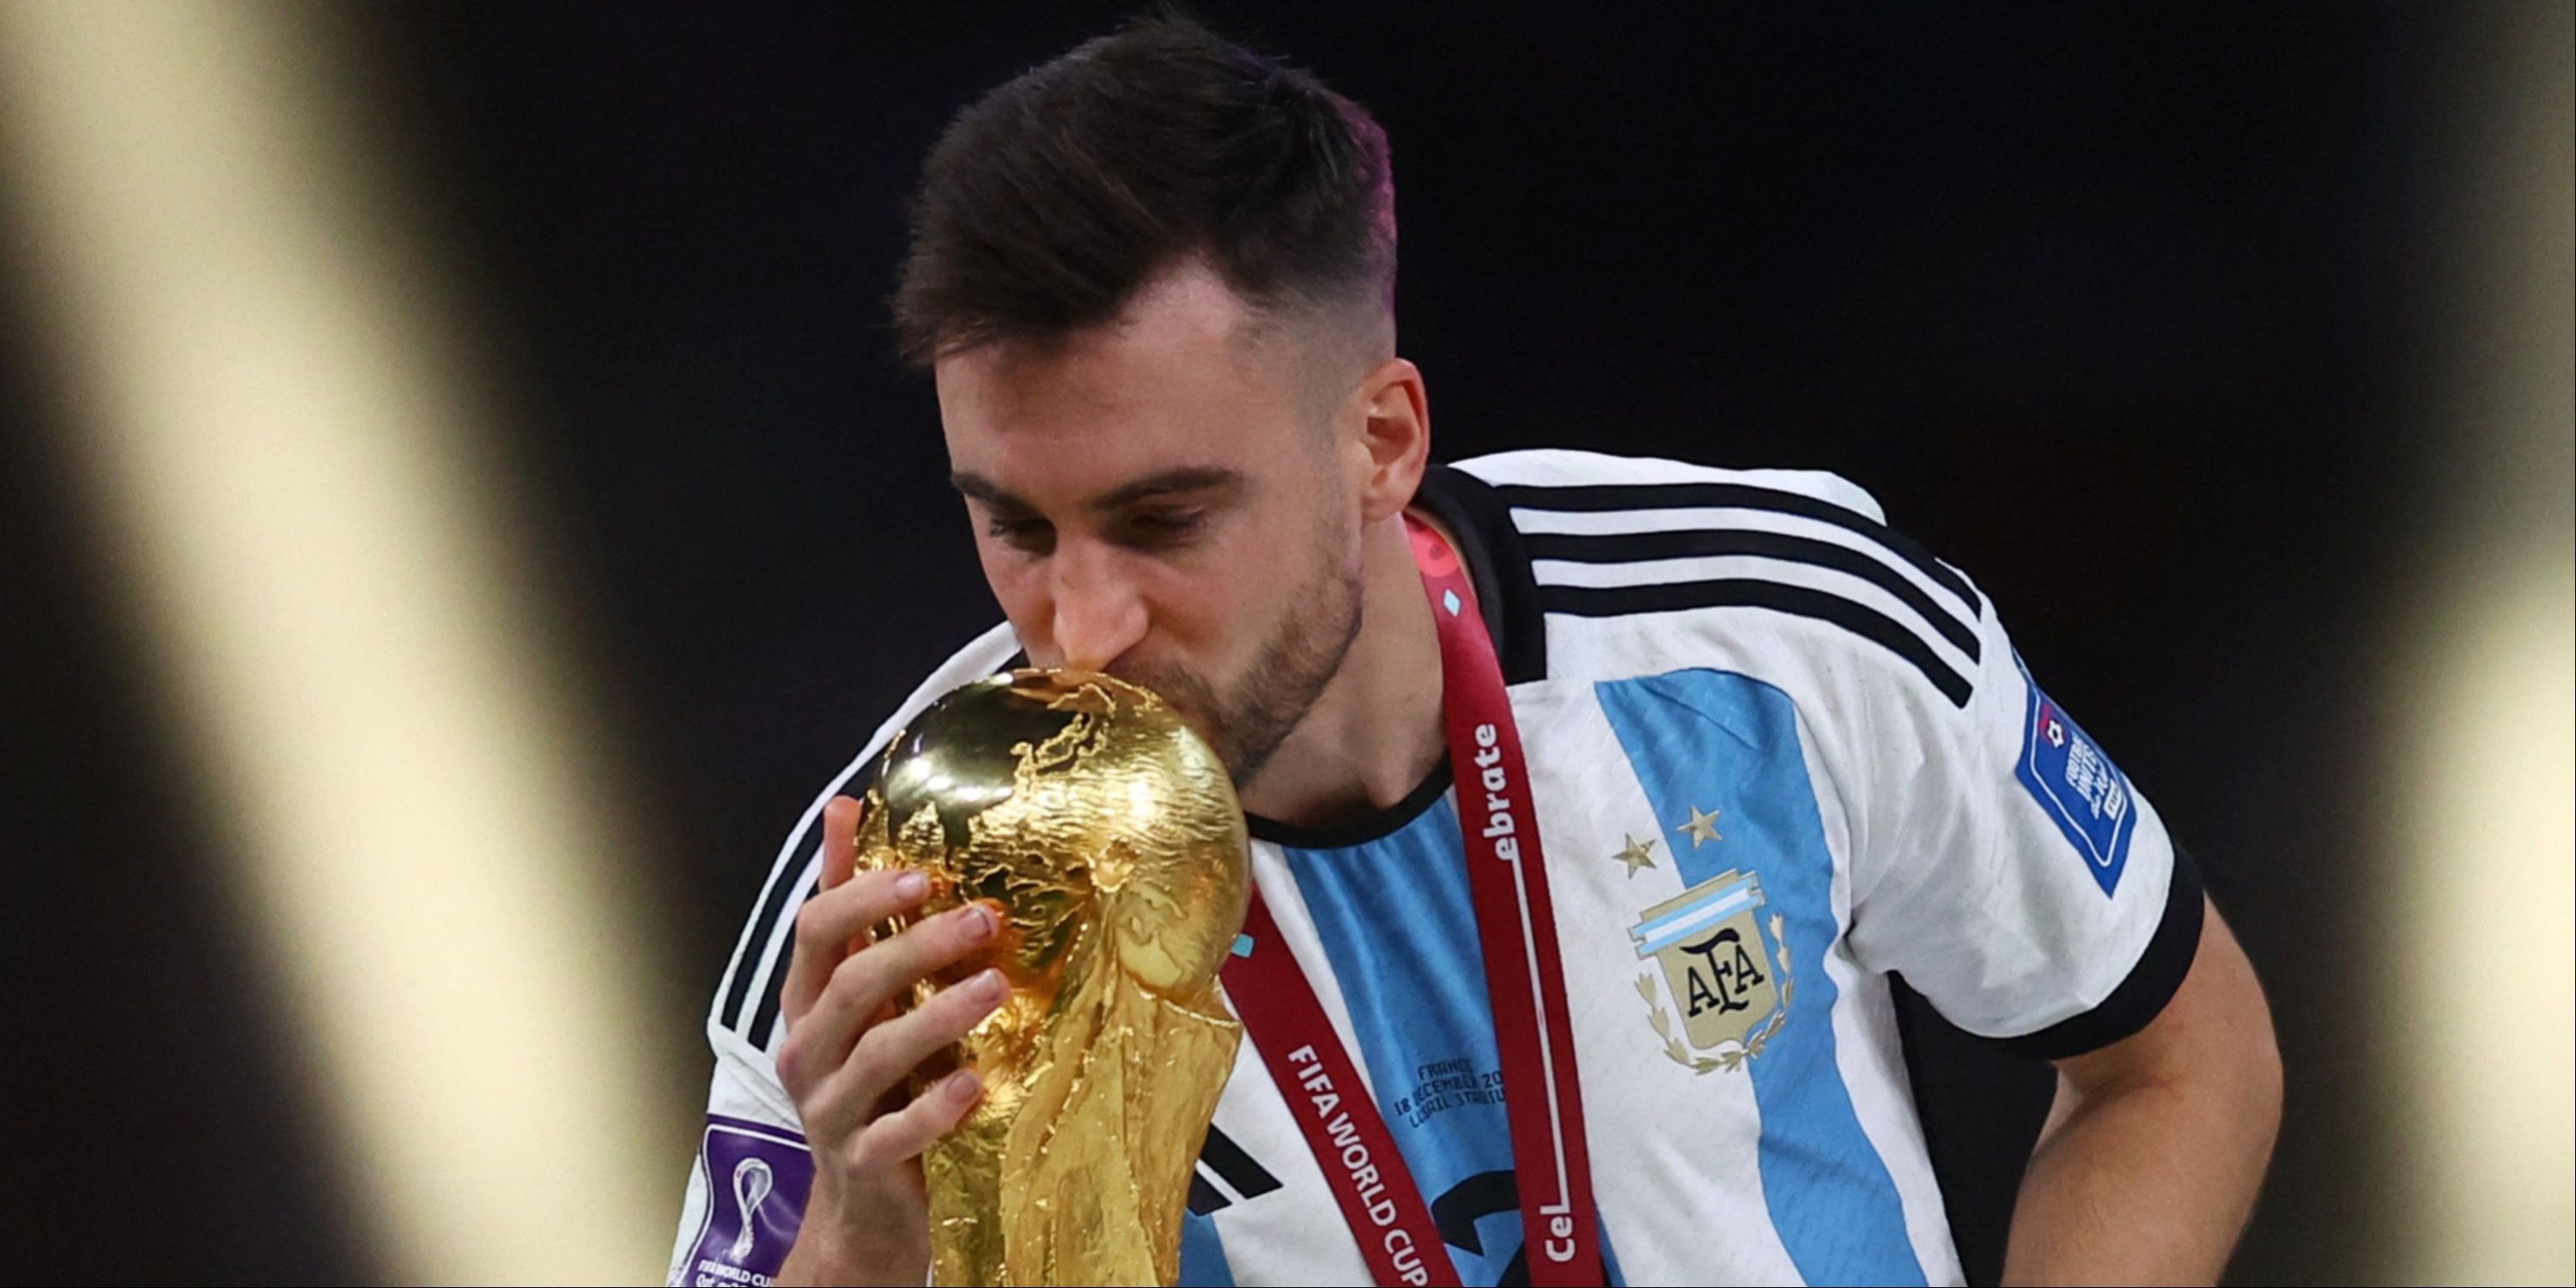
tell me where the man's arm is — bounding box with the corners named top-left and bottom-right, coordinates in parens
top-left (2003, 896), bottom-right (2282, 1285)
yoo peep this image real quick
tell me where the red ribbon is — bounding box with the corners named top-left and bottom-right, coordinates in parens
top-left (1221, 514), bottom-right (1603, 1286)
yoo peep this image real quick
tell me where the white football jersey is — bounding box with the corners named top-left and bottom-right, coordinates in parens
top-left (666, 450), bottom-right (2202, 1287)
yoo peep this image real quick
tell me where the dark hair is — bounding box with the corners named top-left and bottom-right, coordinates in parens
top-left (891, 11), bottom-right (1396, 370)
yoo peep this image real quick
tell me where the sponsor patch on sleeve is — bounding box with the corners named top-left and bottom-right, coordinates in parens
top-left (680, 1115), bottom-right (814, 1287)
top-left (2012, 655), bottom-right (2136, 896)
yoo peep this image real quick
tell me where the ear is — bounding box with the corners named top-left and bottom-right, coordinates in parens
top-left (1346, 356), bottom-right (1430, 522)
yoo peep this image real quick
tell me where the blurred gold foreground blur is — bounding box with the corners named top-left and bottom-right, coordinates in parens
top-left (2382, 4), bottom-right (2574, 1282)
top-left (0, 3), bottom-right (691, 1282)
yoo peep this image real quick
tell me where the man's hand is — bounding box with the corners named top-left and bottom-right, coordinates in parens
top-left (772, 795), bottom-right (1010, 1287)
top-left (2004, 896), bottom-right (2283, 1285)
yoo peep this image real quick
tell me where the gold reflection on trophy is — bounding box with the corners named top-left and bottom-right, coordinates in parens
top-left (855, 669), bottom-right (1249, 1286)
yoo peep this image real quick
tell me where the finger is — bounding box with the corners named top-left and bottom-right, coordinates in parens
top-left (785, 903), bottom-right (998, 1091)
top-left (800, 968), bottom-right (1006, 1145)
top-left (847, 969), bottom-right (1006, 1103)
top-left (819, 795), bottom-right (861, 893)
top-left (848, 1068), bottom-right (986, 1173)
top-left (779, 867), bottom-right (932, 1032)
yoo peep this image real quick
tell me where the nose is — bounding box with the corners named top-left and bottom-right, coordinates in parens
top-left (1045, 541), bottom-right (1149, 673)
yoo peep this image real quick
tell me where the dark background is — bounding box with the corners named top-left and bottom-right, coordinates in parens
top-left (4, 3), bottom-right (2563, 1283)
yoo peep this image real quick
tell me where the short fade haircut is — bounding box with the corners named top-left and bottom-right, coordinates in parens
top-left (891, 10), bottom-right (1397, 374)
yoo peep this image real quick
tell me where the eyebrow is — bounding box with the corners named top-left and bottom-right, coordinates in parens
top-left (949, 465), bottom-right (1246, 514)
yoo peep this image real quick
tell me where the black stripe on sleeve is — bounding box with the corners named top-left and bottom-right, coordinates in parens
top-left (745, 866), bottom-right (828, 1049)
top-left (723, 759), bottom-right (884, 1039)
top-left (1538, 578), bottom-right (1975, 707)
top-left (1992, 844), bottom-right (2208, 1061)
top-left (720, 821), bottom-right (826, 1036)
top-left (1493, 479), bottom-right (1980, 614)
top-left (1522, 527), bottom-right (1981, 659)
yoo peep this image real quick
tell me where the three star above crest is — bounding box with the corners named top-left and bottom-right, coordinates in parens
top-left (1611, 833), bottom-right (1657, 877)
top-left (1677, 804), bottom-right (1723, 848)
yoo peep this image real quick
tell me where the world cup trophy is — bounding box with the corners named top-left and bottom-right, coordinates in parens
top-left (854, 669), bottom-right (1250, 1286)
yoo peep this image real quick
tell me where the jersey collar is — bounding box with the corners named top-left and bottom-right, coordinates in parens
top-left (1411, 461), bottom-right (1547, 684)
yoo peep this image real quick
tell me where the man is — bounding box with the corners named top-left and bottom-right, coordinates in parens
top-left (668, 15), bottom-right (2280, 1287)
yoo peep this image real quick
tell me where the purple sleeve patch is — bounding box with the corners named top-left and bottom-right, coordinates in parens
top-left (681, 1115), bottom-right (814, 1287)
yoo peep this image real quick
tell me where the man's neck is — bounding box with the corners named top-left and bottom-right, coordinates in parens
top-left (1233, 508), bottom-right (1455, 832)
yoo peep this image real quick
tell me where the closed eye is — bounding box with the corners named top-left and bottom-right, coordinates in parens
top-left (1116, 508), bottom-right (1209, 550)
top-left (986, 515), bottom-right (1054, 555)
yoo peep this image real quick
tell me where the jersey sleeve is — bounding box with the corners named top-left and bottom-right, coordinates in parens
top-left (1832, 576), bottom-right (2202, 1059)
top-left (1453, 447), bottom-right (2200, 1055)
top-left (668, 623), bottom-right (1022, 1285)
top-left (665, 1037), bottom-right (817, 1286)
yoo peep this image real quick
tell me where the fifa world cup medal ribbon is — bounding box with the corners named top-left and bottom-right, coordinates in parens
top-left (854, 669), bottom-right (1250, 1286)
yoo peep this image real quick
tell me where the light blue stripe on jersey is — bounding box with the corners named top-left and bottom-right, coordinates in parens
top-left (1180, 1210), bottom-right (1234, 1286)
top-left (1284, 810), bottom-right (1633, 1285)
top-left (1284, 803), bottom-right (1529, 1285)
top-left (1596, 670), bottom-right (1928, 1287)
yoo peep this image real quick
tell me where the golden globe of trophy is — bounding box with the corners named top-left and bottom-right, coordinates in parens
top-left (854, 668), bottom-right (1250, 1286)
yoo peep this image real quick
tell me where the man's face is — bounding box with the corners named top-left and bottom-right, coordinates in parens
top-left (933, 265), bottom-right (1367, 784)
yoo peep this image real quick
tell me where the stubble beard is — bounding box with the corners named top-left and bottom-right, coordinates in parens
top-left (1113, 532), bottom-right (1365, 789)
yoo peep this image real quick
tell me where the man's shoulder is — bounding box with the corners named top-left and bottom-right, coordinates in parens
top-left (896, 622), bottom-right (1030, 712)
top-left (793, 620), bottom-right (1027, 805)
top-left (1448, 447), bottom-right (1893, 524)
top-left (1455, 448), bottom-right (1992, 714)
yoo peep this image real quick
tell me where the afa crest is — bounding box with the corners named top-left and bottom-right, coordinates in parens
top-left (1630, 870), bottom-right (1794, 1074)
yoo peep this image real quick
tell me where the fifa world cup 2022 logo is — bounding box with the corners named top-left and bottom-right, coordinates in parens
top-left (726, 1158), bottom-right (774, 1263)
top-left (684, 1115), bottom-right (815, 1287)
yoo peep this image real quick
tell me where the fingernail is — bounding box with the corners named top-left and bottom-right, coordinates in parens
top-left (961, 904), bottom-right (997, 940)
top-left (948, 1069), bottom-right (982, 1101)
top-left (895, 871), bottom-right (928, 900)
top-left (969, 968), bottom-right (1006, 1004)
